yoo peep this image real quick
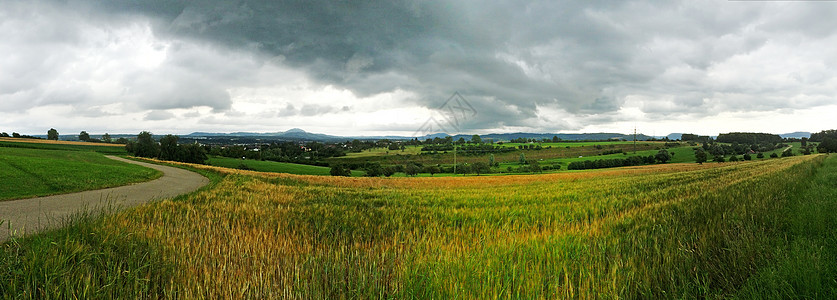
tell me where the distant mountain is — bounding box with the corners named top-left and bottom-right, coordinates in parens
top-left (779, 131), bottom-right (811, 139)
top-left (666, 133), bottom-right (683, 140)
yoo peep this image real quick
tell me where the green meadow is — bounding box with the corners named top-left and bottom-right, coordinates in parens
top-left (0, 147), bottom-right (160, 201)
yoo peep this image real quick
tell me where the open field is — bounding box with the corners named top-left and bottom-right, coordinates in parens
top-left (0, 138), bottom-right (127, 155)
top-left (206, 156), bottom-right (364, 176)
top-left (0, 147), bottom-right (161, 201)
top-left (344, 145), bottom-right (424, 158)
top-left (329, 142), bottom-right (666, 166)
top-left (2, 154), bottom-right (835, 298)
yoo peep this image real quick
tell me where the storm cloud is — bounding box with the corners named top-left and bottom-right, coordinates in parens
top-left (2, 0), bottom-right (837, 135)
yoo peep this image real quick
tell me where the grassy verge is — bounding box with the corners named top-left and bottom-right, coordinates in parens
top-left (0, 147), bottom-right (161, 201)
top-left (0, 208), bottom-right (173, 299)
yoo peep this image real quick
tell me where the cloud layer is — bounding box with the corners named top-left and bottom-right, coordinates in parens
top-left (2, 0), bottom-right (837, 136)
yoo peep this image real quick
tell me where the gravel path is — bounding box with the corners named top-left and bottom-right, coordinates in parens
top-left (0, 156), bottom-right (209, 241)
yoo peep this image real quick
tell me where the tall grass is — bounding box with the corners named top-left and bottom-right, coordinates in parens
top-left (4, 155), bottom-right (836, 298)
top-left (0, 208), bottom-right (172, 299)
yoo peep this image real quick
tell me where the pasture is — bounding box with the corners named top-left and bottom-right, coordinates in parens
top-left (2, 154), bottom-right (835, 298)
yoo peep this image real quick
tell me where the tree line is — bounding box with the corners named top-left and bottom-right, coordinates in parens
top-left (125, 131), bottom-right (207, 164)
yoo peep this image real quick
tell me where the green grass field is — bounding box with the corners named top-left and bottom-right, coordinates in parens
top-left (206, 156), bottom-right (364, 176)
top-left (0, 140), bottom-right (128, 155)
top-left (344, 145), bottom-right (424, 158)
top-left (0, 147), bottom-right (161, 201)
top-left (3, 155), bottom-right (836, 298)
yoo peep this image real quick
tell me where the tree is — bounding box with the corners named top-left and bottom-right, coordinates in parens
top-left (519, 153), bottom-right (526, 165)
top-left (12, 132), bottom-right (20, 138)
top-left (365, 164), bottom-right (383, 177)
top-left (528, 160), bottom-right (542, 173)
top-left (655, 149), bottom-right (671, 163)
top-left (47, 128), bottom-right (59, 140)
top-left (818, 137), bottom-right (837, 153)
top-left (179, 143), bottom-right (207, 164)
top-left (102, 133), bottom-right (111, 143)
top-left (330, 164), bottom-right (351, 176)
top-left (714, 155), bottom-right (725, 162)
top-left (405, 164), bottom-right (420, 176)
top-left (781, 148), bottom-right (794, 157)
top-left (471, 134), bottom-right (482, 144)
top-left (383, 166), bottom-right (396, 177)
top-left (423, 165), bottom-right (440, 176)
top-left (756, 152), bottom-right (764, 159)
top-left (79, 131), bottom-right (90, 141)
top-left (743, 153), bottom-right (752, 160)
top-left (159, 134), bottom-right (180, 160)
top-left (769, 152), bottom-right (779, 158)
top-left (472, 162), bottom-right (491, 175)
top-left (695, 149), bottom-right (707, 164)
top-left (729, 155), bottom-right (739, 162)
top-left (489, 154), bottom-right (495, 167)
top-left (132, 131), bottom-right (159, 158)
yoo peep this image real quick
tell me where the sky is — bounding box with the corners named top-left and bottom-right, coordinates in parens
top-left (1, 0), bottom-right (836, 137)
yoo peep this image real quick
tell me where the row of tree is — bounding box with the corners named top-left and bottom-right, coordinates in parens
top-left (125, 132), bottom-right (207, 164)
top-left (567, 150), bottom-right (672, 170)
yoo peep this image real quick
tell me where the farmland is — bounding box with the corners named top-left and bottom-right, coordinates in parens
top-left (2, 154), bottom-right (835, 298)
top-left (0, 137), bottom-right (127, 155)
top-left (0, 146), bottom-right (161, 201)
top-left (206, 155), bottom-right (365, 176)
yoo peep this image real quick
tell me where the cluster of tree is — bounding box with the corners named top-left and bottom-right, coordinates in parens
top-left (810, 130), bottom-right (837, 142)
top-left (701, 141), bottom-right (782, 157)
top-left (126, 132), bottom-right (207, 164)
top-left (680, 134), bottom-right (711, 143)
top-left (517, 144), bottom-right (545, 150)
top-left (568, 149), bottom-right (671, 170)
top-left (1, 132), bottom-right (41, 139)
top-left (505, 160), bottom-right (561, 173)
top-left (601, 149), bottom-right (624, 155)
top-left (716, 132), bottom-right (782, 145)
top-left (810, 130), bottom-right (837, 153)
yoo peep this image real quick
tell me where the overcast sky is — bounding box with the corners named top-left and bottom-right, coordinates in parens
top-left (2, 0), bottom-right (836, 137)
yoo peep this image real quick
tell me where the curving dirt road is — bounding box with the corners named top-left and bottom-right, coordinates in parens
top-left (0, 156), bottom-right (209, 241)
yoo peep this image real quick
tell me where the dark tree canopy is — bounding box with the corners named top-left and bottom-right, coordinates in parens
top-left (695, 149), bottom-right (707, 164)
top-left (655, 149), bottom-right (671, 163)
top-left (159, 134), bottom-right (180, 161)
top-left (817, 137), bottom-right (837, 153)
top-left (716, 132), bottom-right (782, 144)
top-left (78, 131), bottom-right (90, 142)
top-left (131, 131), bottom-right (160, 158)
top-left (47, 128), bottom-right (59, 140)
top-left (811, 130), bottom-right (837, 142)
top-left (330, 164), bottom-right (352, 177)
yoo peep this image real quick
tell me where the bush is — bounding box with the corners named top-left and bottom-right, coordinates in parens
top-left (329, 164), bottom-right (351, 176)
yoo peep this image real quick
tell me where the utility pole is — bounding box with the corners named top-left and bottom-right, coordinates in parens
top-left (453, 143), bottom-right (457, 175)
top-left (633, 125), bottom-right (637, 153)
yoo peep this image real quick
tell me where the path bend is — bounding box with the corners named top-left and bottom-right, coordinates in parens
top-left (0, 156), bottom-right (209, 241)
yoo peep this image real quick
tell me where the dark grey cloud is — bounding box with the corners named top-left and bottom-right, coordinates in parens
top-left (4, 0), bottom-right (837, 134)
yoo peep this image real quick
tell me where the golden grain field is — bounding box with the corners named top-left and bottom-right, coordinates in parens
top-left (93, 155), bottom-right (825, 298)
